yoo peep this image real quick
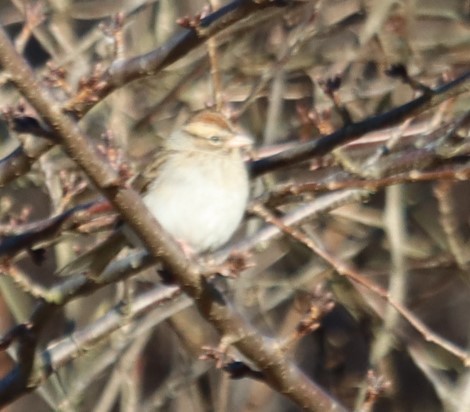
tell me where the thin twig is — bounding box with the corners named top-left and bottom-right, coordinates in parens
top-left (250, 70), bottom-right (470, 177)
top-left (0, 21), bottom-right (345, 412)
top-left (0, 0), bottom-right (302, 188)
top-left (251, 203), bottom-right (470, 366)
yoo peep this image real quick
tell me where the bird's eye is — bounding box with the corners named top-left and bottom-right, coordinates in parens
top-left (209, 135), bottom-right (221, 144)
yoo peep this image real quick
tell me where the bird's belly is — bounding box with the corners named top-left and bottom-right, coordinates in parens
top-left (143, 167), bottom-right (248, 252)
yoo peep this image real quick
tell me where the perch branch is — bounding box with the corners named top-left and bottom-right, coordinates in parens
top-left (0, 21), bottom-right (344, 412)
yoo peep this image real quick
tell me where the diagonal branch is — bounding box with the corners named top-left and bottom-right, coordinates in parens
top-left (66, 0), bottom-right (296, 117)
top-left (250, 70), bottom-right (470, 177)
top-left (0, 21), bottom-right (345, 412)
top-left (0, 0), bottom-right (303, 187)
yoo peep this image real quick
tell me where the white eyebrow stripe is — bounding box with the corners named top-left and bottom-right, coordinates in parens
top-left (183, 122), bottom-right (232, 138)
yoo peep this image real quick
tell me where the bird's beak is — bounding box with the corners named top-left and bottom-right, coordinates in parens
top-left (228, 134), bottom-right (253, 149)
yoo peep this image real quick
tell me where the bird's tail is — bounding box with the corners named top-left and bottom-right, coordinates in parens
top-left (56, 230), bottom-right (127, 278)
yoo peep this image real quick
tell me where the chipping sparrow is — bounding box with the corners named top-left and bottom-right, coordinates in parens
top-left (59, 111), bottom-right (251, 276)
top-left (140, 110), bottom-right (251, 253)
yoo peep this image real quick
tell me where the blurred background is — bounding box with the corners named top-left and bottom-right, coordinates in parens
top-left (0, 0), bottom-right (470, 411)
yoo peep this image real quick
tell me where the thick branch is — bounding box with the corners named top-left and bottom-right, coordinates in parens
top-left (66, 0), bottom-right (294, 117)
top-left (0, 22), bottom-right (344, 412)
top-left (0, 0), bottom-right (302, 187)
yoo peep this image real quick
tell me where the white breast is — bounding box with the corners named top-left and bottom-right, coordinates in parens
top-left (143, 151), bottom-right (249, 253)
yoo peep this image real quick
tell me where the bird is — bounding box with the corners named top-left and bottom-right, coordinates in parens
top-left (58, 110), bottom-right (252, 277)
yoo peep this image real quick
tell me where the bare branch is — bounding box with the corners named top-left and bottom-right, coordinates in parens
top-left (250, 70), bottom-right (470, 176)
top-left (0, 19), bottom-right (345, 411)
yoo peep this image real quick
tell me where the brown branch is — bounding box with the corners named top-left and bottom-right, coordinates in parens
top-left (264, 162), bottom-right (470, 206)
top-left (0, 300), bottom-right (56, 406)
top-left (0, 21), bottom-right (345, 412)
top-left (251, 204), bottom-right (470, 366)
top-left (65, 0), bottom-right (295, 118)
top-left (0, 285), bottom-right (183, 404)
top-left (249, 70), bottom-right (470, 177)
top-left (8, 190), bottom-right (368, 318)
top-left (3, 3), bottom-right (467, 191)
top-left (434, 180), bottom-right (470, 269)
top-left (0, 201), bottom-right (97, 259)
top-left (0, 136), bottom-right (54, 187)
top-left (0, 0), bottom-right (300, 188)
top-left (41, 285), bottom-right (182, 376)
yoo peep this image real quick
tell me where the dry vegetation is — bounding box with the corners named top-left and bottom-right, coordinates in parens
top-left (0, 0), bottom-right (470, 411)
